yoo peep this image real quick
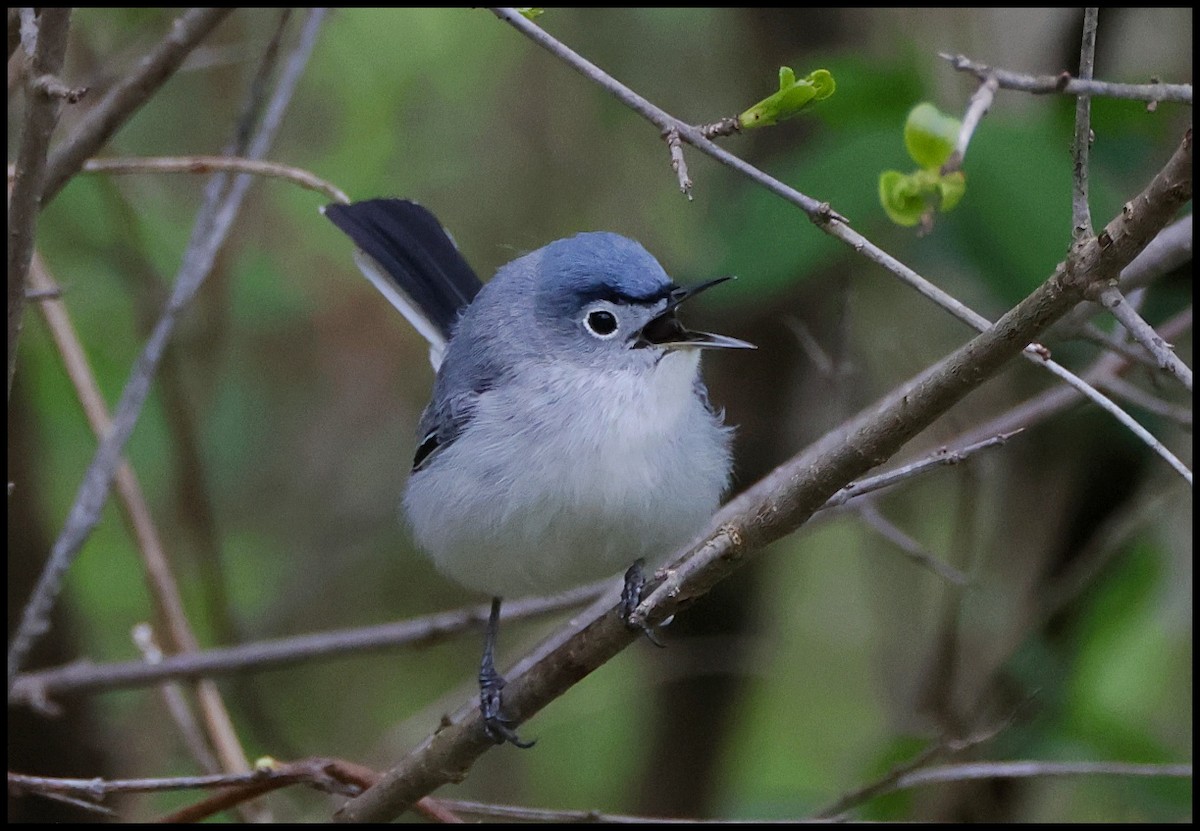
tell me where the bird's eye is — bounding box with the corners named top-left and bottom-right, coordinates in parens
top-left (584, 309), bottom-right (619, 338)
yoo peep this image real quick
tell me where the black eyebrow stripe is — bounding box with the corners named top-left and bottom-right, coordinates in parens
top-left (576, 283), bottom-right (679, 306)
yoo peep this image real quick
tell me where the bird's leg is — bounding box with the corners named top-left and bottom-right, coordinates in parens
top-left (478, 597), bottom-right (534, 748)
top-left (620, 558), bottom-right (666, 647)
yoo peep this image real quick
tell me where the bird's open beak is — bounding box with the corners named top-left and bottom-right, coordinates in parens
top-left (634, 276), bottom-right (756, 351)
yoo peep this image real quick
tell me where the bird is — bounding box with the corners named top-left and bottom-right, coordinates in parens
top-left (324, 198), bottom-right (753, 746)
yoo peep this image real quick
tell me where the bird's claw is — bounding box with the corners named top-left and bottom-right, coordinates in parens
top-left (479, 672), bottom-right (534, 748)
top-left (621, 559), bottom-right (667, 647)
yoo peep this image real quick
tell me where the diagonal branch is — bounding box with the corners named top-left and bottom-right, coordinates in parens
top-left (1096, 286), bottom-right (1192, 391)
top-left (334, 127), bottom-right (1192, 824)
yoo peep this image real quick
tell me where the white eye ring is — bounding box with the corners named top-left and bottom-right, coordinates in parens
top-left (583, 308), bottom-right (620, 338)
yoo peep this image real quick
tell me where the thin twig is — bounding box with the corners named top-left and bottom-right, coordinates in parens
top-left (941, 52), bottom-right (1192, 105)
top-left (958, 308), bottom-right (1193, 448)
top-left (147, 758), bottom-right (456, 824)
top-left (158, 759), bottom-right (377, 823)
top-left (7, 759), bottom-right (365, 799)
top-left (812, 720), bottom-right (1011, 819)
top-left (663, 126), bottom-right (692, 199)
top-left (1071, 8), bottom-right (1098, 240)
top-left (41, 8), bottom-right (236, 206)
top-left (854, 501), bottom-right (969, 586)
top-left (826, 431), bottom-right (1022, 510)
top-left (7, 7), bottom-right (72, 400)
top-left (131, 624), bottom-right (220, 773)
top-left (942, 74), bottom-right (998, 175)
top-left (26, 253), bottom-right (237, 772)
top-left (888, 760), bottom-right (1192, 791)
top-left (1115, 213), bottom-right (1192, 293)
top-left (1069, 321), bottom-right (1169, 373)
top-left (784, 317), bottom-right (839, 379)
top-left (1097, 375), bottom-right (1191, 427)
top-left (435, 798), bottom-right (812, 824)
top-left (9, 584), bottom-right (605, 704)
top-left (489, 8), bottom-right (1191, 484)
top-left (1097, 286), bottom-right (1193, 391)
top-left (696, 115), bottom-right (741, 140)
top-left (67, 155), bottom-right (351, 204)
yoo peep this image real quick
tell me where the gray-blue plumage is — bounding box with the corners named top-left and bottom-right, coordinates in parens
top-left (328, 197), bottom-right (753, 745)
top-left (405, 231), bottom-right (740, 596)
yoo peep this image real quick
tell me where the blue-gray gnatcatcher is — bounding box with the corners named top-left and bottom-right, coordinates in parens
top-left (324, 198), bottom-right (753, 746)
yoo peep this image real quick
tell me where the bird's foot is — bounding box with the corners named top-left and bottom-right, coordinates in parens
top-left (479, 667), bottom-right (534, 748)
top-left (621, 559), bottom-right (667, 647)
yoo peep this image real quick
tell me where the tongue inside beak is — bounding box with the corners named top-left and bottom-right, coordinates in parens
top-left (634, 276), bottom-right (756, 350)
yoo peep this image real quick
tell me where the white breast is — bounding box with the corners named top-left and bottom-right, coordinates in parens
top-left (404, 351), bottom-right (732, 597)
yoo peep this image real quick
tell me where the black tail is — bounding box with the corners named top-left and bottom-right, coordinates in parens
top-left (324, 199), bottom-right (483, 342)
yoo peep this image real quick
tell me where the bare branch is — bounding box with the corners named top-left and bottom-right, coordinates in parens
top-left (1051, 214), bottom-right (1192, 348)
top-left (663, 126), bottom-right (692, 199)
top-left (434, 798), bottom-right (794, 823)
top-left (7, 7), bottom-right (71, 400)
top-left (889, 760), bottom-right (1192, 791)
top-left (1117, 213), bottom-right (1192, 293)
top-left (1097, 286), bottom-right (1193, 391)
top-left (8, 758), bottom-right (365, 801)
top-left (9, 584), bottom-right (604, 704)
top-left (131, 624), bottom-right (220, 772)
top-left (965, 308), bottom-right (1193, 452)
top-left (1098, 375), bottom-right (1192, 427)
top-left (941, 52), bottom-right (1192, 105)
top-left (942, 74), bottom-right (998, 175)
top-left (1071, 8), bottom-right (1098, 240)
top-left (7, 155), bottom-right (352, 204)
top-left (40, 8), bottom-right (235, 206)
top-left (813, 719), bottom-right (1012, 818)
top-left (855, 502), bottom-right (968, 585)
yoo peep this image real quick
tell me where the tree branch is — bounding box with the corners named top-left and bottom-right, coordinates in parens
top-left (1097, 285), bottom-right (1192, 391)
top-left (7, 7), bottom-right (72, 401)
top-left (333, 124), bottom-right (1192, 824)
top-left (942, 74), bottom-right (998, 175)
top-left (941, 52), bottom-right (1192, 105)
top-left (888, 760), bottom-right (1192, 792)
top-left (9, 584), bottom-right (605, 705)
top-left (40, 7), bottom-right (235, 206)
top-left (1071, 8), bottom-right (1098, 240)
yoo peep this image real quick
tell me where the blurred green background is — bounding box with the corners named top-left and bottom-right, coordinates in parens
top-left (8, 8), bottom-right (1192, 822)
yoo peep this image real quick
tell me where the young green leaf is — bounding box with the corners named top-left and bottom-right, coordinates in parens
top-left (738, 68), bottom-right (836, 129)
top-left (904, 102), bottom-right (961, 169)
top-left (879, 170), bottom-right (925, 227)
top-left (517, 8), bottom-right (544, 19)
